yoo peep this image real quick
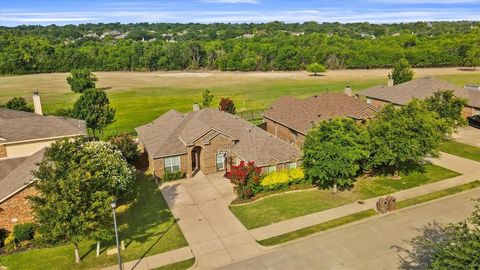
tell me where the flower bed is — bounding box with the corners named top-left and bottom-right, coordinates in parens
top-left (260, 168), bottom-right (306, 191)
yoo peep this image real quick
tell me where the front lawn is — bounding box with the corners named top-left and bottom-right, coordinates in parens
top-left (0, 173), bottom-right (188, 270)
top-left (230, 164), bottom-right (459, 229)
top-left (438, 141), bottom-right (480, 162)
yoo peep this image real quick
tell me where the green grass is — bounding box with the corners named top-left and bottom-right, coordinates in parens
top-left (152, 258), bottom-right (195, 270)
top-left (397, 180), bottom-right (480, 209)
top-left (230, 164), bottom-right (459, 229)
top-left (0, 174), bottom-right (188, 270)
top-left (438, 141), bottom-right (480, 162)
top-left (258, 210), bottom-right (378, 246)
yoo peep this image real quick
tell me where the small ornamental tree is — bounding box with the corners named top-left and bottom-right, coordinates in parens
top-left (391, 58), bottom-right (414, 85)
top-left (109, 133), bottom-right (140, 165)
top-left (225, 161), bottom-right (262, 200)
top-left (424, 90), bottom-right (468, 129)
top-left (202, 89), bottom-right (214, 108)
top-left (29, 138), bottom-right (135, 263)
top-left (219, 97), bottom-right (236, 114)
top-left (66, 68), bottom-right (97, 93)
top-left (307, 62), bottom-right (326, 76)
top-left (303, 118), bottom-right (369, 192)
top-left (73, 88), bottom-right (115, 138)
top-left (5, 97), bottom-right (33, 112)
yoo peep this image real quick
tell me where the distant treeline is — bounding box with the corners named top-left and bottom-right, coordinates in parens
top-left (0, 21), bottom-right (479, 74)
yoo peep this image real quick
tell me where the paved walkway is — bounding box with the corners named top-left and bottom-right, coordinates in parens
top-left (453, 126), bottom-right (480, 147)
top-left (218, 187), bottom-right (480, 270)
top-left (250, 152), bottom-right (480, 241)
top-left (102, 246), bottom-right (193, 270)
top-left (160, 172), bottom-right (266, 270)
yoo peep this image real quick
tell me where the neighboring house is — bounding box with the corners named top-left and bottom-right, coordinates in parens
top-left (135, 108), bottom-right (300, 179)
top-left (0, 98), bottom-right (86, 232)
top-left (358, 76), bottom-right (480, 117)
top-left (262, 91), bottom-right (378, 148)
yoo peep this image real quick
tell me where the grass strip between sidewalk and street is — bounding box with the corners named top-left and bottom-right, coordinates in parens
top-left (152, 258), bottom-right (195, 270)
top-left (438, 141), bottom-right (480, 162)
top-left (258, 180), bottom-right (480, 247)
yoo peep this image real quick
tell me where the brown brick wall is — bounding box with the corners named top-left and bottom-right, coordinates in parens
top-left (264, 118), bottom-right (304, 148)
top-left (151, 154), bottom-right (188, 179)
top-left (0, 185), bottom-right (37, 232)
top-left (0, 144), bottom-right (6, 158)
top-left (202, 134), bottom-right (233, 174)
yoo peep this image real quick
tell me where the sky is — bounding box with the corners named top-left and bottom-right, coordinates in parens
top-left (0, 0), bottom-right (479, 26)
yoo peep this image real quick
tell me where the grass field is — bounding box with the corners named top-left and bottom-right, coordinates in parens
top-left (439, 141), bottom-right (480, 162)
top-left (1, 68), bottom-right (478, 136)
top-left (0, 174), bottom-right (188, 270)
top-left (230, 164), bottom-right (459, 229)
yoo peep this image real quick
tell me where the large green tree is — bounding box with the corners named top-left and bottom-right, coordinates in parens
top-left (466, 47), bottom-right (480, 70)
top-left (367, 100), bottom-right (447, 176)
top-left (29, 138), bottom-right (136, 263)
top-left (66, 69), bottom-right (97, 93)
top-left (306, 63), bottom-right (326, 76)
top-left (424, 90), bottom-right (468, 129)
top-left (73, 89), bottom-right (115, 137)
top-left (391, 58), bottom-right (414, 85)
top-left (303, 118), bottom-right (369, 192)
top-left (109, 133), bottom-right (140, 165)
top-left (5, 97), bottom-right (33, 112)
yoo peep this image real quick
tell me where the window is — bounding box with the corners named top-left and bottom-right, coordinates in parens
top-left (216, 153), bottom-right (226, 171)
top-left (266, 165), bottom-right (277, 174)
top-left (164, 156), bottom-right (181, 173)
top-left (366, 98), bottom-right (372, 104)
top-left (288, 162), bottom-right (297, 169)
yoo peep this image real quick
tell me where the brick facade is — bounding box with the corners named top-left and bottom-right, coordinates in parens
top-left (462, 106), bottom-right (478, 118)
top-left (0, 185), bottom-right (37, 232)
top-left (264, 118), bottom-right (304, 148)
top-left (150, 154), bottom-right (188, 179)
top-left (0, 144), bottom-right (6, 158)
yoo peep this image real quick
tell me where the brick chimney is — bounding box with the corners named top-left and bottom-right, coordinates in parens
top-left (32, 91), bottom-right (43, 115)
top-left (344, 85), bottom-right (352, 96)
top-left (193, 101), bottom-right (200, 111)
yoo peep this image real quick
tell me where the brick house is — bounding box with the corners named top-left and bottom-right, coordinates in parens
top-left (135, 108), bottom-right (300, 179)
top-left (358, 76), bottom-right (480, 118)
top-left (0, 104), bottom-right (86, 232)
top-left (262, 92), bottom-right (378, 148)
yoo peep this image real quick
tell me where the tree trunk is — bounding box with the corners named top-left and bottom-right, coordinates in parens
top-left (74, 242), bottom-right (80, 263)
top-left (333, 183), bottom-right (338, 193)
top-left (96, 241), bottom-right (100, 257)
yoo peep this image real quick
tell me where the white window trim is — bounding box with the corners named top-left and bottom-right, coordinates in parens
top-left (288, 162), bottom-right (297, 169)
top-left (164, 156), bottom-right (181, 173)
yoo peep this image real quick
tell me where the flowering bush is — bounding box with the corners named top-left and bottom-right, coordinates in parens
top-left (260, 168), bottom-right (305, 191)
top-left (225, 161), bottom-right (262, 199)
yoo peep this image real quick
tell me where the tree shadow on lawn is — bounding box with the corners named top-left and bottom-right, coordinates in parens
top-left (366, 162), bottom-right (427, 179)
top-left (391, 221), bottom-right (445, 270)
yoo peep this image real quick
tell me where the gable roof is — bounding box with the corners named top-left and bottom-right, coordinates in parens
top-left (358, 76), bottom-right (480, 108)
top-left (0, 108), bottom-right (87, 144)
top-left (0, 148), bottom-right (44, 202)
top-left (262, 93), bottom-right (377, 135)
top-left (136, 109), bottom-right (300, 166)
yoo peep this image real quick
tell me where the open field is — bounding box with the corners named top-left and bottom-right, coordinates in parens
top-left (1, 68), bottom-right (479, 135)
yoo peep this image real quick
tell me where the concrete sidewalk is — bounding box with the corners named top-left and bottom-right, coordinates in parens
top-left (250, 152), bottom-right (480, 241)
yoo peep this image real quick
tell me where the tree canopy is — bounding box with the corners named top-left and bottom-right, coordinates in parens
top-left (424, 90), bottom-right (468, 130)
top-left (73, 88), bottom-right (115, 137)
top-left (29, 138), bottom-right (136, 263)
top-left (303, 118), bottom-right (369, 192)
top-left (202, 89), bottom-right (214, 108)
top-left (306, 63), bottom-right (326, 76)
top-left (66, 69), bottom-right (97, 93)
top-left (391, 58), bottom-right (414, 85)
top-left (219, 98), bottom-right (236, 114)
top-left (4, 97), bottom-right (33, 112)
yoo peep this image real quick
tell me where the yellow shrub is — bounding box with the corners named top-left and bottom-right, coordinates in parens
top-left (260, 168), bottom-right (304, 187)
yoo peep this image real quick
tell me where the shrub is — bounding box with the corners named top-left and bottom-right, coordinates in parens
top-left (13, 223), bottom-right (35, 242)
top-left (260, 168), bottom-right (305, 191)
top-left (109, 133), bottom-right (140, 165)
top-left (163, 171), bottom-right (186, 181)
top-left (225, 161), bottom-right (262, 199)
top-left (3, 233), bottom-right (16, 251)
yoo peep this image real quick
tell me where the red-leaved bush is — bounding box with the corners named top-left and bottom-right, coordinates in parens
top-left (225, 161), bottom-right (262, 199)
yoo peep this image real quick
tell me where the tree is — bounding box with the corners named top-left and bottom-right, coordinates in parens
top-left (424, 90), bottom-right (468, 129)
top-left (66, 69), bottom-right (97, 93)
top-left (202, 89), bottom-right (214, 108)
top-left (5, 97), bottom-right (33, 112)
top-left (109, 133), bottom-right (140, 165)
top-left (225, 161), bottom-right (262, 200)
top-left (219, 97), bottom-right (236, 114)
top-left (367, 100), bottom-right (447, 176)
top-left (391, 58), bottom-right (414, 85)
top-left (466, 47), bottom-right (480, 70)
top-left (29, 138), bottom-right (135, 263)
top-left (73, 89), bottom-right (115, 137)
top-left (303, 118), bottom-right (369, 192)
top-left (306, 63), bottom-right (326, 76)
top-left (398, 200), bottom-right (480, 269)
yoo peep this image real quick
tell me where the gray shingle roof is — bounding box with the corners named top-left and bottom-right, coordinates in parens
top-left (136, 109), bottom-right (300, 165)
top-left (358, 76), bottom-right (480, 108)
top-left (0, 108), bottom-right (86, 143)
top-left (262, 93), bottom-right (378, 135)
top-left (0, 148), bottom-right (44, 202)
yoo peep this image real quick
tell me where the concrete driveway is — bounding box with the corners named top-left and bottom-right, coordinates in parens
top-left (217, 188), bottom-right (480, 270)
top-left (453, 126), bottom-right (480, 147)
top-left (160, 172), bottom-right (266, 270)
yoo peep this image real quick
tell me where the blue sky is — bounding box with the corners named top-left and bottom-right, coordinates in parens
top-left (1, 0), bottom-right (479, 26)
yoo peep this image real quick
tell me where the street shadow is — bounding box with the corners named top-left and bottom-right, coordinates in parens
top-left (391, 221), bottom-right (445, 270)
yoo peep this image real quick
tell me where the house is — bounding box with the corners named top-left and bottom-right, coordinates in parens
top-left (0, 94), bottom-right (86, 231)
top-left (262, 91), bottom-right (378, 148)
top-left (358, 76), bottom-right (480, 117)
top-left (135, 108), bottom-right (300, 179)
